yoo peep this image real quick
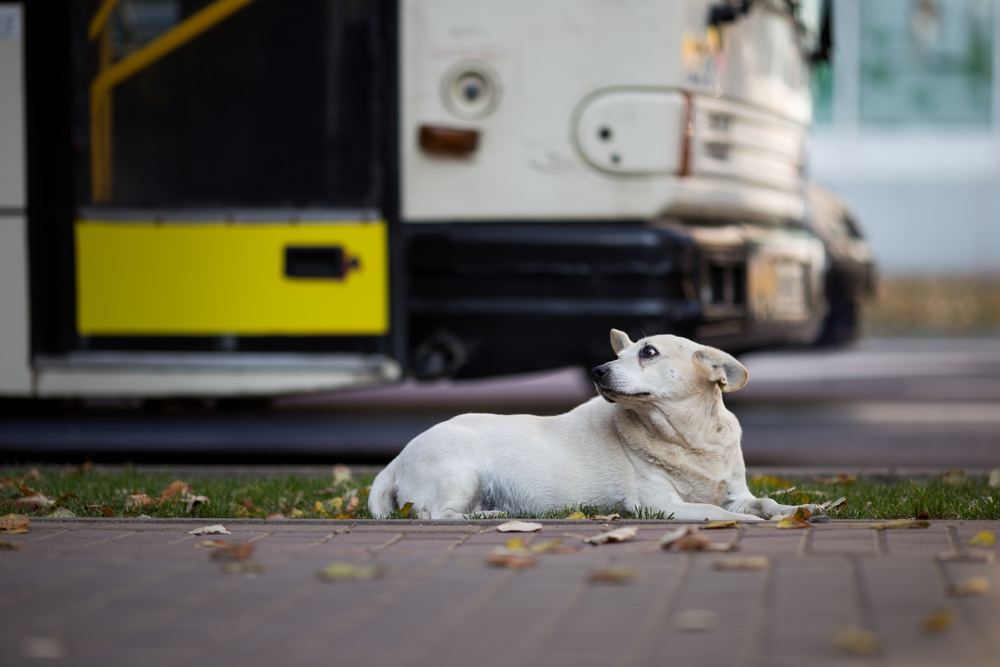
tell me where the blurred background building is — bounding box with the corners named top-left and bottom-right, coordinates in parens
top-left (812, 0), bottom-right (999, 276)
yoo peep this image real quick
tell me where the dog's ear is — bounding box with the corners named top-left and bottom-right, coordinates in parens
top-left (610, 329), bottom-right (633, 356)
top-left (693, 347), bottom-right (748, 393)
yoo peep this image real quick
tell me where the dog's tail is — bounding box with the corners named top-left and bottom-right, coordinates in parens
top-left (367, 463), bottom-right (398, 518)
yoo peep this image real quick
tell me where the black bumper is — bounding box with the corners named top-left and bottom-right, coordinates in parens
top-left (405, 222), bottom-right (822, 378)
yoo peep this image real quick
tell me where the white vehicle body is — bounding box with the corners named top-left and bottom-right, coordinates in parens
top-left (0, 0), bottom-right (830, 399)
top-left (402, 0), bottom-right (812, 223)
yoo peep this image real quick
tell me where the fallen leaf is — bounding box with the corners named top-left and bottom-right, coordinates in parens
top-left (530, 539), bottom-right (577, 554)
top-left (674, 609), bottom-right (720, 632)
top-left (195, 540), bottom-right (229, 548)
top-left (332, 465), bottom-right (352, 485)
top-left (396, 501), bottom-right (414, 519)
top-left (967, 531), bottom-right (995, 547)
top-left (289, 509), bottom-right (305, 519)
top-left (0, 540), bottom-right (26, 551)
top-left (661, 527), bottom-right (735, 551)
top-left (587, 566), bottom-right (637, 583)
top-left (949, 576), bottom-right (991, 597)
top-left (942, 468), bottom-right (967, 484)
top-left (0, 514), bottom-right (30, 532)
top-left (159, 480), bottom-right (191, 503)
top-left (210, 541), bottom-right (256, 561)
top-left (565, 511), bottom-right (587, 520)
top-left (831, 624), bottom-right (880, 656)
top-left (17, 478), bottom-right (39, 496)
top-left (497, 521), bottom-right (543, 533)
top-left (714, 556), bottom-right (770, 571)
top-left (16, 494), bottom-right (53, 508)
top-left (317, 562), bottom-right (387, 582)
top-left (777, 507), bottom-right (812, 529)
top-left (922, 606), bottom-right (955, 633)
top-left (25, 468), bottom-right (42, 480)
top-left (752, 475), bottom-right (795, 488)
top-left (266, 513), bottom-right (286, 520)
top-left (189, 524), bottom-right (230, 535)
top-left (702, 521), bottom-right (739, 530)
top-left (870, 520), bottom-right (930, 531)
top-left (126, 492), bottom-right (153, 509)
top-left (590, 513), bottom-right (621, 522)
top-left (821, 496), bottom-right (848, 511)
top-left (584, 526), bottom-right (638, 544)
top-left (49, 508), bottom-right (76, 518)
top-left (52, 492), bottom-right (78, 507)
top-left (812, 473), bottom-right (856, 485)
top-left (915, 509), bottom-right (931, 520)
top-left (505, 537), bottom-right (528, 550)
top-left (84, 505), bottom-right (115, 517)
top-left (219, 561), bottom-right (265, 574)
top-left (486, 551), bottom-right (538, 569)
top-left (989, 469), bottom-right (1000, 488)
top-left (186, 495), bottom-right (210, 513)
top-left (342, 495), bottom-right (359, 517)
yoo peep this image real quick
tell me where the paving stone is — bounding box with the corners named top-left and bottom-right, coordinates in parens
top-left (5, 519), bottom-right (1000, 667)
top-left (883, 527), bottom-right (954, 556)
top-left (810, 528), bottom-right (879, 556)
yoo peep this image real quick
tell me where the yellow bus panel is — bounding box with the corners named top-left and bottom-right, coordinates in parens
top-left (76, 220), bottom-right (388, 335)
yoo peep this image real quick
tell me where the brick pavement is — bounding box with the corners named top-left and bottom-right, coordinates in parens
top-left (1, 518), bottom-right (998, 667)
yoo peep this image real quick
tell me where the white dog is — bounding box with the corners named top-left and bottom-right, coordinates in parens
top-left (369, 329), bottom-right (821, 521)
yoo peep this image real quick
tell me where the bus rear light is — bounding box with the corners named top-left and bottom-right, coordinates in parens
top-left (419, 125), bottom-right (479, 156)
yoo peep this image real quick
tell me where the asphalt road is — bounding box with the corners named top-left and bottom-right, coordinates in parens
top-left (2, 337), bottom-right (999, 468)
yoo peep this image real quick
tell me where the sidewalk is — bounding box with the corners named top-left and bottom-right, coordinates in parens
top-left (2, 518), bottom-right (998, 667)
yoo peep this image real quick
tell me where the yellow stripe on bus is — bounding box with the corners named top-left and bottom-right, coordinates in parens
top-left (75, 220), bottom-right (388, 336)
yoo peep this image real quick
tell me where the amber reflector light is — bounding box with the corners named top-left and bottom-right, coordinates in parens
top-left (419, 125), bottom-right (479, 155)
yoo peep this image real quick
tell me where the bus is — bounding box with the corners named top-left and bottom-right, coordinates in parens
top-left (0, 0), bottom-right (860, 401)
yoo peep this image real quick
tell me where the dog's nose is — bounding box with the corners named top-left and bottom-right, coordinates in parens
top-left (590, 365), bottom-right (610, 382)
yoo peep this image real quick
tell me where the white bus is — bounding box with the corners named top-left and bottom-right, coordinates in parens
top-left (0, 0), bottom-right (863, 401)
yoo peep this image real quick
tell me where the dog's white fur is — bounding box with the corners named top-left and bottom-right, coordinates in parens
top-left (369, 330), bottom-right (821, 521)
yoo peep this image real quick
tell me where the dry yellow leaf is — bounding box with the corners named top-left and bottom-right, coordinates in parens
top-left (486, 550), bottom-right (538, 569)
top-left (922, 606), bottom-right (955, 633)
top-left (714, 557), bottom-right (769, 571)
top-left (702, 520), bottom-right (739, 530)
top-left (949, 576), bottom-right (991, 597)
top-left (504, 537), bottom-right (528, 550)
top-left (777, 507), bottom-right (812, 529)
top-left (195, 540), bottom-right (229, 548)
top-left (210, 542), bottom-right (256, 561)
top-left (587, 566), bottom-right (637, 584)
top-left (317, 562), bottom-right (386, 582)
top-left (0, 540), bottom-right (26, 551)
top-left (967, 531), bottom-right (995, 547)
top-left (220, 561), bottom-right (265, 574)
top-left (0, 514), bottom-right (30, 532)
top-left (831, 624), bottom-right (880, 656)
top-left (126, 492), bottom-right (153, 508)
top-left (674, 609), bottom-right (719, 632)
top-left (565, 511), bottom-right (587, 520)
top-left (584, 526), bottom-right (638, 544)
top-left (159, 480), bottom-right (191, 502)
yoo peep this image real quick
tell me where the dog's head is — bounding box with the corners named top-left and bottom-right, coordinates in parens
top-left (591, 329), bottom-right (748, 404)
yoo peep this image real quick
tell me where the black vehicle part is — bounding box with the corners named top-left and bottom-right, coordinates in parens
top-left (406, 222), bottom-right (705, 379)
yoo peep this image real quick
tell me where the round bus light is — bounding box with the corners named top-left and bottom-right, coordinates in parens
top-left (442, 62), bottom-right (501, 119)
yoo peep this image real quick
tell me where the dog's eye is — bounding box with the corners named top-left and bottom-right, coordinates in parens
top-left (641, 345), bottom-right (658, 358)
